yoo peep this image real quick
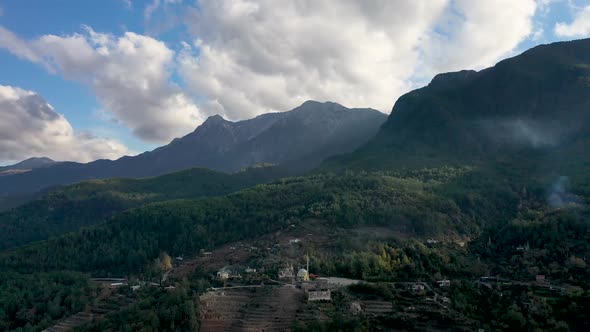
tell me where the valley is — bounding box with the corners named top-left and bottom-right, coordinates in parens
top-left (2, 38), bottom-right (590, 331)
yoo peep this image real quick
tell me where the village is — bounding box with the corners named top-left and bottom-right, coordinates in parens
top-left (189, 222), bottom-right (571, 331)
top-left (42, 221), bottom-right (572, 332)
top-left (169, 223), bottom-right (473, 331)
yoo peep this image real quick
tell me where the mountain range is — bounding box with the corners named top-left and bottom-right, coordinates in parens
top-left (0, 101), bottom-right (385, 199)
top-left (0, 157), bottom-right (56, 176)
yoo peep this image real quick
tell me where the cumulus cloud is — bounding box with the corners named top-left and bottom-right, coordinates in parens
top-left (0, 85), bottom-right (129, 163)
top-left (424, 0), bottom-right (537, 74)
top-left (179, 0), bottom-right (448, 119)
top-left (178, 0), bottom-right (539, 120)
top-left (555, 4), bottom-right (590, 37)
top-left (0, 26), bottom-right (203, 143)
top-left (0, 0), bottom-right (544, 147)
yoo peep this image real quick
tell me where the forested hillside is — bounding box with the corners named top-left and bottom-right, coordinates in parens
top-left (0, 166), bottom-right (290, 250)
top-left (1, 168), bottom-right (484, 275)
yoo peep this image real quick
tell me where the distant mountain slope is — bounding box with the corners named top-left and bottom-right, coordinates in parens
top-left (0, 165), bottom-right (290, 250)
top-left (0, 157), bottom-right (55, 176)
top-left (324, 38), bottom-right (590, 174)
top-left (0, 101), bottom-right (385, 197)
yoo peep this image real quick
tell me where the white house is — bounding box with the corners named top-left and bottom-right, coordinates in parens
top-left (308, 290), bottom-right (331, 301)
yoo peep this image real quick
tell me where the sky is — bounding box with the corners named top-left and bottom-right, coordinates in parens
top-left (0, 0), bottom-right (590, 165)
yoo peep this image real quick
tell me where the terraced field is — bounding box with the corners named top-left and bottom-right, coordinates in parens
top-left (200, 286), bottom-right (308, 331)
top-left (42, 289), bottom-right (133, 332)
top-left (359, 300), bottom-right (394, 316)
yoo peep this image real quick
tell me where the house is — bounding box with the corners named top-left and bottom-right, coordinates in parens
top-left (441, 297), bottom-right (451, 304)
top-left (217, 267), bottom-right (231, 280)
top-left (437, 279), bottom-right (451, 287)
top-left (201, 252), bottom-right (213, 258)
top-left (411, 284), bottom-right (425, 293)
top-left (426, 239), bottom-right (439, 245)
top-left (536, 275), bottom-right (547, 285)
top-left (278, 265), bottom-right (294, 279)
top-left (308, 290), bottom-right (331, 301)
top-left (245, 267), bottom-right (257, 274)
top-left (289, 238), bottom-right (302, 244)
top-left (175, 256), bottom-right (183, 261)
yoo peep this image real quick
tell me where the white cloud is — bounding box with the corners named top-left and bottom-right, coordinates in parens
top-left (144, 0), bottom-right (183, 20)
top-left (555, 4), bottom-right (590, 37)
top-left (180, 0), bottom-right (449, 119)
top-left (0, 26), bottom-right (203, 143)
top-left (144, 0), bottom-right (161, 20)
top-left (179, 0), bottom-right (539, 119)
top-left (423, 0), bottom-right (537, 75)
top-left (537, 0), bottom-right (561, 12)
top-left (0, 0), bottom-right (543, 149)
top-left (0, 27), bottom-right (44, 64)
top-left (0, 85), bottom-right (129, 163)
top-left (122, 0), bottom-right (132, 9)
top-left (532, 27), bottom-right (545, 41)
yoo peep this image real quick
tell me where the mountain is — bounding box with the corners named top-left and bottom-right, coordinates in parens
top-left (0, 101), bottom-right (385, 198)
top-left (325, 38), bottom-right (590, 177)
top-left (0, 157), bottom-right (55, 176)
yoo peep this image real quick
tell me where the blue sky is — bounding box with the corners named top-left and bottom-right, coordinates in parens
top-left (0, 0), bottom-right (589, 164)
top-left (0, 0), bottom-right (159, 155)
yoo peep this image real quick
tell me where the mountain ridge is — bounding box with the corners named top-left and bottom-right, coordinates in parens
top-left (0, 101), bottom-right (386, 198)
top-left (0, 157), bottom-right (56, 176)
top-left (322, 38), bottom-right (590, 173)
